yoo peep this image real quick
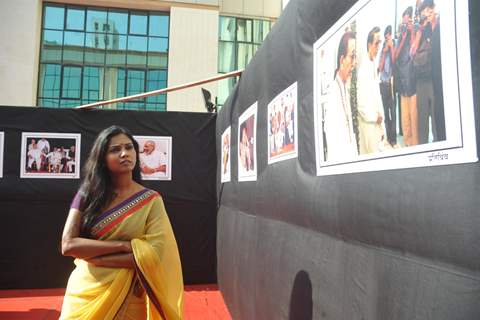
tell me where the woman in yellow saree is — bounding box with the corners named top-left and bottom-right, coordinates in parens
top-left (60, 126), bottom-right (183, 319)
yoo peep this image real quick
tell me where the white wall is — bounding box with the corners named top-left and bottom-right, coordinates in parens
top-left (167, 7), bottom-right (219, 112)
top-left (0, 0), bottom-right (42, 106)
top-left (47, 0), bottom-right (218, 10)
top-left (220, 0), bottom-right (281, 19)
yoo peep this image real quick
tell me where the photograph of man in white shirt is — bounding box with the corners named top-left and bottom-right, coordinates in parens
top-left (134, 136), bottom-right (173, 181)
top-left (139, 140), bottom-right (167, 178)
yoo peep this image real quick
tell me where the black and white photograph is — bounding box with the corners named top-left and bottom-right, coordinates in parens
top-left (134, 135), bottom-right (172, 181)
top-left (314, 0), bottom-right (476, 175)
top-left (20, 132), bottom-right (81, 179)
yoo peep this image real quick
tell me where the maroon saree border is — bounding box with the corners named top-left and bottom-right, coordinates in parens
top-left (134, 261), bottom-right (168, 319)
top-left (93, 188), bottom-right (149, 226)
top-left (91, 190), bottom-right (158, 238)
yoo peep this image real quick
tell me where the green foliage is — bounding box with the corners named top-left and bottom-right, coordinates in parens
top-left (350, 68), bottom-right (360, 152)
top-left (349, 21), bottom-right (360, 152)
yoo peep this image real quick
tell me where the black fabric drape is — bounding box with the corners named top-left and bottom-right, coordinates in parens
top-left (216, 0), bottom-right (480, 318)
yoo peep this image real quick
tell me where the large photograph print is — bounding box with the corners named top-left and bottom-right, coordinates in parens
top-left (20, 132), bottom-right (81, 179)
top-left (238, 102), bottom-right (258, 182)
top-left (134, 136), bottom-right (172, 181)
top-left (268, 82), bottom-right (298, 164)
top-left (313, 0), bottom-right (477, 175)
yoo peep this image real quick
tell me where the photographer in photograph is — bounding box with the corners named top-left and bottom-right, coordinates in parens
top-left (379, 25), bottom-right (397, 148)
top-left (395, 6), bottom-right (418, 147)
top-left (410, 0), bottom-right (445, 144)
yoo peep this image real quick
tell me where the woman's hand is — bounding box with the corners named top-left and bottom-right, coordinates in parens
top-left (122, 240), bottom-right (132, 253)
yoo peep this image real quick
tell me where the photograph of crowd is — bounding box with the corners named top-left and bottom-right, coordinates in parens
top-left (313, 0), bottom-right (475, 175)
top-left (268, 82), bottom-right (298, 164)
top-left (0, 132), bottom-right (4, 178)
top-left (20, 133), bottom-right (80, 179)
top-left (221, 127), bottom-right (231, 183)
top-left (134, 136), bottom-right (172, 181)
top-left (238, 102), bottom-right (257, 182)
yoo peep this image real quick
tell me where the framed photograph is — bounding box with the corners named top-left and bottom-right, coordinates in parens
top-left (0, 132), bottom-right (4, 178)
top-left (268, 82), bottom-right (298, 164)
top-left (20, 132), bottom-right (81, 179)
top-left (221, 126), bottom-right (231, 183)
top-left (134, 136), bottom-right (172, 181)
top-left (238, 102), bottom-right (258, 182)
top-left (313, 0), bottom-right (477, 175)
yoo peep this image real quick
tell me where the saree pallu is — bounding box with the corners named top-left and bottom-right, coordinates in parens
top-left (60, 189), bottom-right (184, 320)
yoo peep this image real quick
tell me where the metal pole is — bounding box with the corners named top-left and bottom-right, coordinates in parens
top-left (75, 69), bottom-right (244, 110)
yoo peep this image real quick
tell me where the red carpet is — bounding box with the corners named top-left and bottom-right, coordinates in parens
top-left (0, 284), bottom-right (231, 319)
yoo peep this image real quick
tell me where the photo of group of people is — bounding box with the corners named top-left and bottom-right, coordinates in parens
top-left (134, 136), bottom-right (172, 181)
top-left (314, 0), bottom-right (476, 174)
top-left (238, 102), bottom-right (257, 182)
top-left (268, 82), bottom-right (298, 164)
top-left (221, 127), bottom-right (231, 183)
top-left (21, 133), bottom-right (80, 179)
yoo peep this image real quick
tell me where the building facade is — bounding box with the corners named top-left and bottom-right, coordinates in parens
top-left (0, 0), bottom-right (281, 112)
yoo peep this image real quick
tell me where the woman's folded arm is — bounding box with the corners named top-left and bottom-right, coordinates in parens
top-left (61, 208), bottom-right (132, 260)
top-left (85, 253), bottom-right (135, 268)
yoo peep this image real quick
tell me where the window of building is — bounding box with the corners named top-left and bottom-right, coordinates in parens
top-left (218, 16), bottom-right (272, 108)
top-left (38, 4), bottom-right (169, 111)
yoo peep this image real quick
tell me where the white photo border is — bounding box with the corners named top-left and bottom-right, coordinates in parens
top-left (238, 102), bottom-right (258, 182)
top-left (221, 126), bottom-right (231, 183)
top-left (20, 132), bottom-right (81, 179)
top-left (134, 135), bottom-right (172, 181)
top-left (267, 82), bottom-right (299, 165)
top-left (313, 0), bottom-right (477, 176)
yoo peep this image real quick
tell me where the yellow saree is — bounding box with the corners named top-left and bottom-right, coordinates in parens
top-left (60, 189), bottom-right (184, 320)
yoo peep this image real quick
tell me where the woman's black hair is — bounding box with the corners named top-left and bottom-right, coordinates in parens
top-left (78, 125), bottom-right (141, 236)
